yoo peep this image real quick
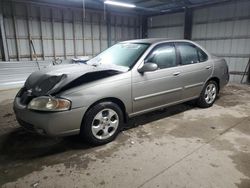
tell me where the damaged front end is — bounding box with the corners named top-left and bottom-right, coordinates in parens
top-left (16, 73), bottom-right (67, 107)
top-left (16, 64), bottom-right (124, 109)
top-left (16, 76), bottom-right (71, 112)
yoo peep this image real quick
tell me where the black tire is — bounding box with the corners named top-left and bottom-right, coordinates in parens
top-left (197, 80), bottom-right (218, 108)
top-left (80, 102), bottom-right (123, 145)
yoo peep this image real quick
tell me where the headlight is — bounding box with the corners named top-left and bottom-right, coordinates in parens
top-left (28, 96), bottom-right (71, 111)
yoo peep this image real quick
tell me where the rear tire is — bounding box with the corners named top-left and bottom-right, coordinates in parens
top-left (197, 80), bottom-right (218, 108)
top-left (80, 102), bottom-right (123, 145)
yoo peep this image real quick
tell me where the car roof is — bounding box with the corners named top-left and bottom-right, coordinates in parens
top-left (120, 38), bottom-right (192, 44)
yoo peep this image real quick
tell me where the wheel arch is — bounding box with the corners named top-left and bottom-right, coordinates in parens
top-left (207, 77), bottom-right (220, 92)
top-left (83, 97), bottom-right (128, 124)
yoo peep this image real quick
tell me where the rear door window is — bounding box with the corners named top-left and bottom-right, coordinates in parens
top-left (176, 43), bottom-right (199, 65)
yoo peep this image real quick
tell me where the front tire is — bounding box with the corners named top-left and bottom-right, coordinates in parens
top-left (80, 102), bottom-right (123, 145)
top-left (197, 80), bottom-right (218, 108)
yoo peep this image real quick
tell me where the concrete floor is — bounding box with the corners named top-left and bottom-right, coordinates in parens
top-left (0, 84), bottom-right (250, 188)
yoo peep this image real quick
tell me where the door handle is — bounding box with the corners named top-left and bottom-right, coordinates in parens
top-left (173, 72), bottom-right (180, 76)
top-left (206, 66), bottom-right (212, 69)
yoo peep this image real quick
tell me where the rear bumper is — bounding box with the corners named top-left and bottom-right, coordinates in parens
top-left (13, 97), bottom-right (86, 136)
top-left (221, 73), bottom-right (230, 89)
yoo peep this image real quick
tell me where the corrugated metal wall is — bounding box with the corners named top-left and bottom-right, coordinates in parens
top-left (146, 1), bottom-right (250, 83)
top-left (1, 1), bottom-right (140, 62)
top-left (192, 0), bottom-right (250, 83)
top-left (147, 12), bottom-right (184, 39)
top-left (110, 13), bottom-right (140, 45)
top-left (0, 60), bottom-right (53, 90)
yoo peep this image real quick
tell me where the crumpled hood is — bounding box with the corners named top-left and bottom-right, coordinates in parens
top-left (24, 63), bottom-right (126, 96)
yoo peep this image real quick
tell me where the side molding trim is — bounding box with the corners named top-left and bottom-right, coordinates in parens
top-left (134, 87), bottom-right (182, 101)
top-left (184, 82), bottom-right (204, 89)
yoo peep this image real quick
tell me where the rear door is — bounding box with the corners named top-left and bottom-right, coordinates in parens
top-left (132, 43), bottom-right (183, 114)
top-left (175, 42), bottom-right (213, 100)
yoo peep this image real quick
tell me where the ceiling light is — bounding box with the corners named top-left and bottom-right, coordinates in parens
top-left (104, 0), bottom-right (136, 8)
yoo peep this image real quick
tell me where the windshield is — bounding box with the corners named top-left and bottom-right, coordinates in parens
top-left (87, 43), bottom-right (149, 69)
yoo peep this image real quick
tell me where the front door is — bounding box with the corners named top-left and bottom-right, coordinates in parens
top-left (131, 43), bottom-right (183, 114)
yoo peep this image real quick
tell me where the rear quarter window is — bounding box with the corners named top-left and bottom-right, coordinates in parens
top-left (197, 48), bottom-right (208, 62)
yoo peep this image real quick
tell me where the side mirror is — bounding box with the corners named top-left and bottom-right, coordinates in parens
top-left (138, 63), bottom-right (158, 73)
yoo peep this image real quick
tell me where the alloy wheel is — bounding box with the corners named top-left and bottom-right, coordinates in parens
top-left (91, 108), bottom-right (119, 140)
top-left (204, 83), bottom-right (217, 104)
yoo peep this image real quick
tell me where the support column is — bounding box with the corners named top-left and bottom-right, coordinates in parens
top-left (51, 8), bottom-right (56, 59)
top-left (106, 11), bottom-right (111, 47)
top-left (39, 7), bottom-right (45, 60)
top-left (99, 14), bottom-right (102, 52)
top-left (90, 13), bottom-right (94, 56)
top-left (11, 2), bottom-right (20, 61)
top-left (141, 16), bottom-right (147, 39)
top-left (184, 8), bottom-right (193, 40)
top-left (62, 9), bottom-right (66, 59)
top-left (114, 16), bottom-right (117, 43)
top-left (247, 58), bottom-right (250, 83)
top-left (72, 10), bottom-right (77, 58)
top-left (26, 4), bottom-right (33, 60)
top-left (0, 10), bottom-right (8, 61)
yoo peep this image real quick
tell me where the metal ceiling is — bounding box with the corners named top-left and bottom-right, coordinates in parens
top-left (10, 0), bottom-right (233, 15)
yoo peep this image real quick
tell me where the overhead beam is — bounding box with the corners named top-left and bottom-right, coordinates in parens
top-left (145, 8), bottom-right (184, 17)
top-left (188, 0), bottom-right (231, 9)
top-left (143, 0), bottom-right (234, 17)
top-left (12, 0), bottom-right (140, 16)
top-left (132, 0), bottom-right (151, 4)
top-left (182, 0), bottom-right (192, 6)
top-left (150, 3), bottom-right (174, 9)
top-left (147, 0), bottom-right (185, 9)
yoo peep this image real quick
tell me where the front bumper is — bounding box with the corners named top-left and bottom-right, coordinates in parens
top-left (14, 97), bottom-right (86, 136)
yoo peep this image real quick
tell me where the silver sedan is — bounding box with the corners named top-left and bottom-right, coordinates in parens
top-left (14, 39), bottom-right (229, 145)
